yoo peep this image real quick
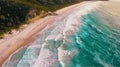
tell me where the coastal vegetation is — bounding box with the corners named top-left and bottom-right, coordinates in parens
top-left (0, 0), bottom-right (82, 38)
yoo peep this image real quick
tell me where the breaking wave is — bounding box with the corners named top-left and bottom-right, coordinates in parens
top-left (3, 1), bottom-right (120, 67)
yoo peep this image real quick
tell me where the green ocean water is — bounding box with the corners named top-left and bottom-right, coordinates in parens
top-left (3, 7), bottom-right (120, 67)
top-left (62, 11), bottom-right (120, 67)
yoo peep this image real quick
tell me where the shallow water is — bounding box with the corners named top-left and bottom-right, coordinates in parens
top-left (3, 2), bottom-right (120, 67)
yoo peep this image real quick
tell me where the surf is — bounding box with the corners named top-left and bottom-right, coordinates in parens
top-left (3, 1), bottom-right (120, 67)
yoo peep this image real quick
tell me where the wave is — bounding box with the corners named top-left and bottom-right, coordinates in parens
top-left (3, 1), bottom-right (120, 67)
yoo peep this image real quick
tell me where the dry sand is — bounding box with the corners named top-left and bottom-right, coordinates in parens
top-left (0, 2), bottom-right (86, 66)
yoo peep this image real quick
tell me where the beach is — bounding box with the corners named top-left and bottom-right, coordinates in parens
top-left (2, 1), bottom-right (120, 67)
top-left (0, 2), bottom-right (86, 66)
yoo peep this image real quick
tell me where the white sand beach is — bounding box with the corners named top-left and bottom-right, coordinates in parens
top-left (0, 2), bottom-right (85, 66)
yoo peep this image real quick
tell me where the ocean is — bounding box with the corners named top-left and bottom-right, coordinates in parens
top-left (3, 1), bottom-right (120, 67)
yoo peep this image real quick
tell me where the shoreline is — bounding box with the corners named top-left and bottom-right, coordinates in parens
top-left (0, 2), bottom-right (83, 66)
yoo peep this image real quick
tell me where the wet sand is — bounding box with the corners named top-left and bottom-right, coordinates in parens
top-left (0, 2), bottom-right (85, 66)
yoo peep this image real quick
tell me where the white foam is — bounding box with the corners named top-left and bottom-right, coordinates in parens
top-left (3, 1), bottom-right (103, 67)
top-left (58, 1), bottom-right (102, 66)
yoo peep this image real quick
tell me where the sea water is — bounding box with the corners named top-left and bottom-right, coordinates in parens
top-left (63, 11), bottom-right (120, 67)
top-left (3, 2), bottom-right (120, 67)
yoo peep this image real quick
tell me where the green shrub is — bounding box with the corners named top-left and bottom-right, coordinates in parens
top-left (0, 0), bottom-right (83, 36)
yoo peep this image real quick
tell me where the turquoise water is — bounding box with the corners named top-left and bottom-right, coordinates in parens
top-left (3, 7), bottom-right (120, 67)
top-left (62, 11), bottom-right (120, 67)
